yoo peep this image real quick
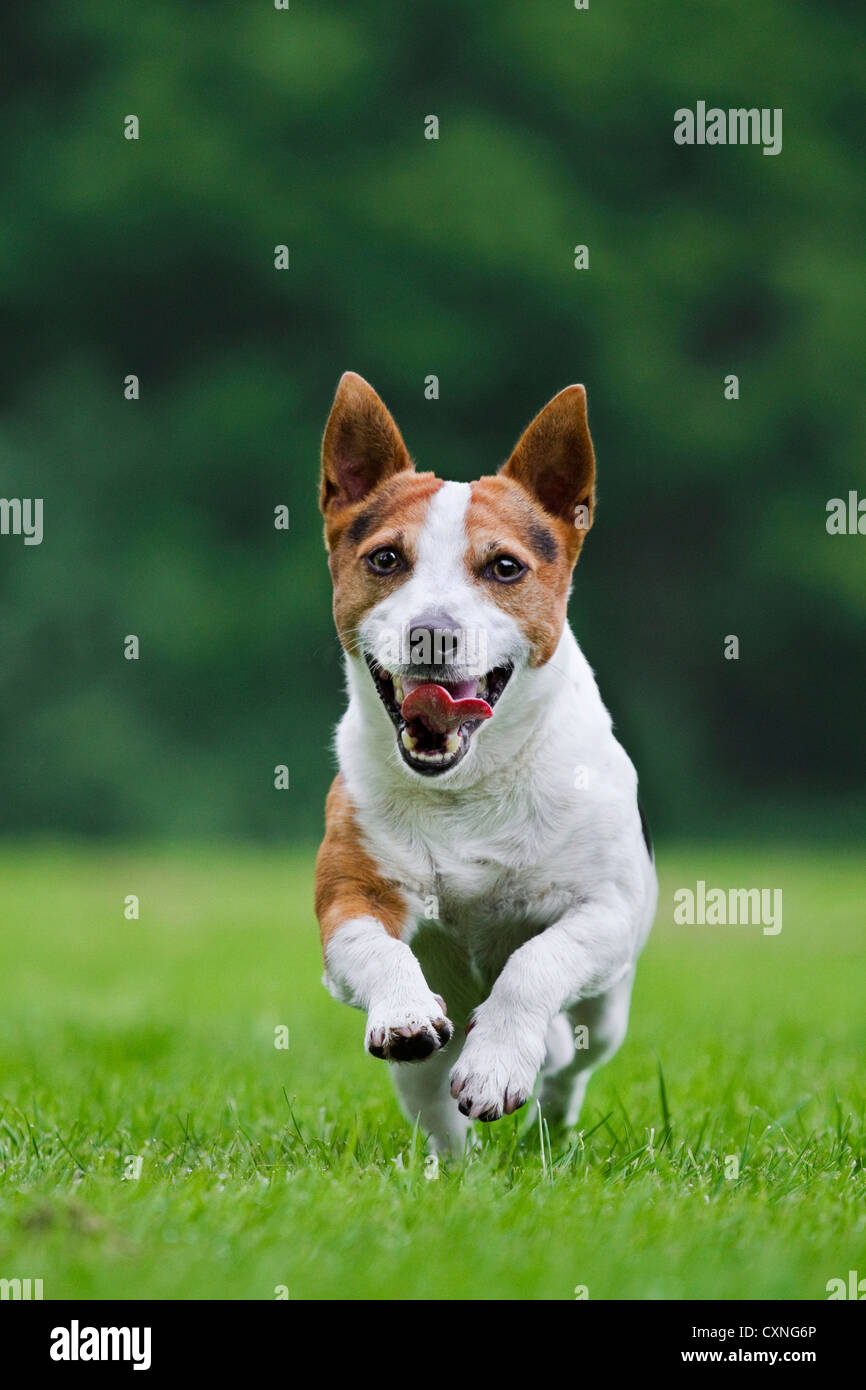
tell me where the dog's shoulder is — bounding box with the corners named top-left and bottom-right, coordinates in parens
top-left (315, 773), bottom-right (409, 945)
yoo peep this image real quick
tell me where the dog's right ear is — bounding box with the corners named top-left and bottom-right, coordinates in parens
top-left (320, 373), bottom-right (412, 517)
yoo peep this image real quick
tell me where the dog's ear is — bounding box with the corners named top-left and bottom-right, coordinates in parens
top-left (320, 373), bottom-right (412, 516)
top-left (500, 385), bottom-right (596, 539)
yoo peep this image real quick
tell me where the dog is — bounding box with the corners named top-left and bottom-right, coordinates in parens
top-left (315, 372), bottom-right (657, 1153)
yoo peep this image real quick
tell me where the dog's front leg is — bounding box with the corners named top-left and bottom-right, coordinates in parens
top-left (325, 916), bottom-right (454, 1063)
top-left (316, 777), bottom-right (453, 1063)
top-left (449, 900), bottom-right (633, 1121)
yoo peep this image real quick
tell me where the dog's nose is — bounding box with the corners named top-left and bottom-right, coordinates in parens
top-left (407, 612), bottom-right (463, 666)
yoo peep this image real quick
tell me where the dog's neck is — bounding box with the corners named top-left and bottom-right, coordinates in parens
top-left (337, 625), bottom-right (612, 810)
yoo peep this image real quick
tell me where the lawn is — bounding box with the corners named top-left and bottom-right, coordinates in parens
top-left (0, 842), bottom-right (862, 1301)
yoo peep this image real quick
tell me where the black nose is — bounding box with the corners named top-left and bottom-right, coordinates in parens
top-left (407, 613), bottom-right (463, 666)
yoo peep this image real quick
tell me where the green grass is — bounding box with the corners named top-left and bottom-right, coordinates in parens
top-left (0, 842), bottom-right (863, 1300)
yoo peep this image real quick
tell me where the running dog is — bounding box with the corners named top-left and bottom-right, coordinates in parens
top-left (315, 373), bottom-right (657, 1152)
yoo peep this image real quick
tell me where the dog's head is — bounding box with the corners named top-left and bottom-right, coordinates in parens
top-left (320, 373), bottom-right (595, 779)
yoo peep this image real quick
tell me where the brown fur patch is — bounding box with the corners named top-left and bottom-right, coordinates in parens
top-left (467, 476), bottom-right (581, 666)
top-left (315, 774), bottom-right (407, 950)
top-left (325, 471), bottom-right (443, 651)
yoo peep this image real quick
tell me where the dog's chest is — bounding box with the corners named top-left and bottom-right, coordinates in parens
top-left (429, 850), bottom-right (561, 922)
top-left (360, 746), bottom-right (588, 907)
top-left (392, 803), bottom-right (580, 979)
top-left (434, 858), bottom-right (573, 968)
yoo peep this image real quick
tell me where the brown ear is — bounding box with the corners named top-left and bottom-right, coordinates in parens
top-left (500, 385), bottom-right (596, 537)
top-left (320, 373), bottom-right (412, 515)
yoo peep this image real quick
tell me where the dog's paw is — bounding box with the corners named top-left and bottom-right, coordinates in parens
top-left (366, 994), bottom-right (453, 1062)
top-left (449, 1010), bottom-right (543, 1121)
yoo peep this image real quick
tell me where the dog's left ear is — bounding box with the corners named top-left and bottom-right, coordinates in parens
top-left (500, 385), bottom-right (596, 542)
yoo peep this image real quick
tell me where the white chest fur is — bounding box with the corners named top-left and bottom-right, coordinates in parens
top-left (336, 625), bottom-right (656, 981)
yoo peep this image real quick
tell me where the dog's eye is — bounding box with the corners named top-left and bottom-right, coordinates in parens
top-left (486, 554), bottom-right (526, 583)
top-left (366, 546), bottom-right (404, 575)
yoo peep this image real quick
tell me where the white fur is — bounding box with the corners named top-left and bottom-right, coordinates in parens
top-left (324, 481), bottom-right (657, 1150)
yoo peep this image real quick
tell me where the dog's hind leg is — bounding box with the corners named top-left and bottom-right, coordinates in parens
top-left (537, 971), bottom-right (635, 1129)
top-left (391, 924), bottom-right (481, 1154)
top-left (391, 1044), bottom-right (474, 1155)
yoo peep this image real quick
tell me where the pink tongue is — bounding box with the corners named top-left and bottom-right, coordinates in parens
top-left (401, 683), bottom-right (493, 734)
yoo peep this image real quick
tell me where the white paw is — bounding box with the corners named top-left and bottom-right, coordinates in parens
top-left (366, 993), bottom-right (454, 1062)
top-left (449, 1006), bottom-right (545, 1121)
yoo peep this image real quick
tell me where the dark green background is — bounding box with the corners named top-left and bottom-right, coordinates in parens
top-left (1, 0), bottom-right (863, 843)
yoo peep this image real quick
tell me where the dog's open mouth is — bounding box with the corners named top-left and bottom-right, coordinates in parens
top-left (365, 658), bottom-right (513, 775)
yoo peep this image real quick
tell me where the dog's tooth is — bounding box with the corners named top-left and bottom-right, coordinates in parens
top-left (478, 676), bottom-right (488, 696)
top-left (401, 729), bottom-right (417, 751)
top-left (445, 733), bottom-right (460, 754)
top-left (393, 677), bottom-right (404, 702)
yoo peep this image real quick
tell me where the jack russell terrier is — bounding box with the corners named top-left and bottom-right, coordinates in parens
top-left (315, 373), bottom-right (657, 1153)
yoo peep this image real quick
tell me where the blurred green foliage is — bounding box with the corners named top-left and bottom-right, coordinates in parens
top-left (0, 0), bottom-right (863, 841)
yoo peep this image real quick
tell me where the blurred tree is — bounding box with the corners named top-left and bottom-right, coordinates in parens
top-left (0, 0), bottom-right (863, 841)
